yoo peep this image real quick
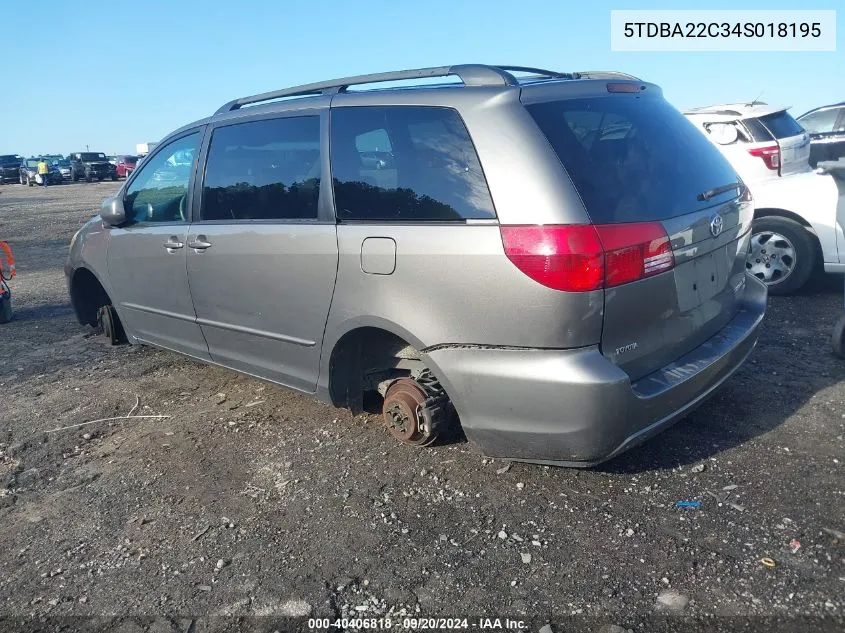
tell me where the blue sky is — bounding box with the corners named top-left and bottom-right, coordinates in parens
top-left (1, 0), bottom-right (841, 156)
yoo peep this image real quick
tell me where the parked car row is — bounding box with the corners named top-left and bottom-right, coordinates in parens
top-left (0, 153), bottom-right (139, 185)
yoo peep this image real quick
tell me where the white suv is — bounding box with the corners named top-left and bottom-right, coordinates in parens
top-left (685, 103), bottom-right (841, 294)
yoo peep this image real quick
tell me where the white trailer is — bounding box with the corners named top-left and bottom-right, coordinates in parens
top-left (135, 142), bottom-right (158, 156)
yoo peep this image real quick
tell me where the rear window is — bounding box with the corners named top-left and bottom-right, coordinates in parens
top-left (756, 111), bottom-right (804, 139)
top-left (526, 96), bottom-right (740, 223)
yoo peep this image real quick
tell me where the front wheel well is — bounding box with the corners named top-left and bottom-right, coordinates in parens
top-left (754, 207), bottom-right (813, 229)
top-left (69, 267), bottom-right (111, 327)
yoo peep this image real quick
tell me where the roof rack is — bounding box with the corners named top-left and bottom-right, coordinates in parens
top-left (214, 65), bottom-right (641, 115)
top-left (215, 65), bottom-right (508, 114)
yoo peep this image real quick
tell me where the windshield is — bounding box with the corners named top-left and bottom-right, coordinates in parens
top-left (56, 159), bottom-right (70, 167)
top-left (25, 159), bottom-right (40, 168)
top-left (80, 153), bottom-right (107, 161)
top-left (526, 95), bottom-right (740, 223)
top-left (0, 155), bottom-right (22, 165)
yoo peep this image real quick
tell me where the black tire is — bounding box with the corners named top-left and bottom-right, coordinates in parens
top-left (0, 292), bottom-right (11, 324)
top-left (111, 175), bottom-right (118, 181)
top-left (833, 315), bottom-right (845, 360)
top-left (19, 175), bottom-right (24, 185)
top-left (747, 216), bottom-right (817, 296)
top-left (27, 176), bottom-right (33, 187)
top-left (86, 174), bottom-right (93, 183)
top-left (98, 304), bottom-right (126, 345)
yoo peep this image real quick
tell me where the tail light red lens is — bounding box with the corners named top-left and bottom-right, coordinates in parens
top-left (500, 225), bottom-right (604, 292)
top-left (500, 222), bottom-right (674, 292)
top-left (748, 143), bottom-right (780, 170)
top-left (595, 223), bottom-right (674, 286)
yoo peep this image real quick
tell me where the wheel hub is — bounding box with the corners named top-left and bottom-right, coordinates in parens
top-left (746, 231), bottom-right (795, 284)
top-left (382, 379), bottom-right (431, 445)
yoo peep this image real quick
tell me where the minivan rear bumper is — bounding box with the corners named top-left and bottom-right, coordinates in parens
top-left (425, 274), bottom-right (767, 467)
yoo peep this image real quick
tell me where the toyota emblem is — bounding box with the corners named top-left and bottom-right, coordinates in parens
top-left (709, 214), bottom-right (724, 237)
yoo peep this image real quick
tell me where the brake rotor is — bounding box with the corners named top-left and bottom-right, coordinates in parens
top-left (382, 378), bottom-right (430, 445)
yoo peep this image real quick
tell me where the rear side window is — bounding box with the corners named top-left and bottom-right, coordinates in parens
top-left (330, 106), bottom-right (495, 222)
top-left (526, 96), bottom-right (740, 223)
top-left (756, 111), bottom-right (804, 139)
top-left (201, 116), bottom-right (321, 222)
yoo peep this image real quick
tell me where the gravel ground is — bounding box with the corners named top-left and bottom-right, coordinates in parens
top-left (0, 182), bottom-right (843, 633)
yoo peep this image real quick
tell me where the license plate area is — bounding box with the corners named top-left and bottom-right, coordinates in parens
top-left (675, 243), bottom-right (733, 312)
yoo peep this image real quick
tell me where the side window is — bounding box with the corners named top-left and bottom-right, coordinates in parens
top-left (330, 106), bottom-right (496, 222)
top-left (741, 118), bottom-right (774, 142)
top-left (200, 116), bottom-right (321, 222)
top-left (124, 133), bottom-right (200, 224)
top-left (703, 121), bottom-right (751, 144)
top-left (799, 108), bottom-right (839, 134)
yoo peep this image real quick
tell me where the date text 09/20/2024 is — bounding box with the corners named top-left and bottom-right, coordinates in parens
top-left (307, 618), bottom-right (528, 630)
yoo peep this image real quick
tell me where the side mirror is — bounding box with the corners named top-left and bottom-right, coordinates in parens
top-left (100, 196), bottom-right (126, 227)
top-left (707, 123), bottom-right (739, 145)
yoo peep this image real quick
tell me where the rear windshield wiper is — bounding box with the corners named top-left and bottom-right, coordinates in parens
top-left (697, 182), bottom-right (741, 202)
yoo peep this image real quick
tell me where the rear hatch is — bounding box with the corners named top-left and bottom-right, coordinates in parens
top-left (744, 110), bottom-right (811, 176)
top-left (525, 87), bottom-right (754, 381)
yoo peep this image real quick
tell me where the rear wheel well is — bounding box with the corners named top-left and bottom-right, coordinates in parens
top-left (70, 268), bottom-right (111, 327)
top-left (328, 327), bottom-right (428, 414)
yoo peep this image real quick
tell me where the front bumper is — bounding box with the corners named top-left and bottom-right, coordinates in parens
top-left (0, 169), bottom-right (19, 183)
top-left (85, 165), bottom-right (116, 179)
top-left (425, 274), bottom-right (767, 466)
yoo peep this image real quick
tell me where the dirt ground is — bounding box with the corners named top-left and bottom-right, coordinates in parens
top-left (0, 181), bottom-right (843, 633)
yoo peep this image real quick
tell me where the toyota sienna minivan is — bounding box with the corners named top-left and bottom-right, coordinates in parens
top-left (66, 64), bottom-right (767, 466)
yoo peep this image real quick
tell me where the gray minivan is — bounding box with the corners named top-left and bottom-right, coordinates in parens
top-left (66, 65), bottom-right (766, 466)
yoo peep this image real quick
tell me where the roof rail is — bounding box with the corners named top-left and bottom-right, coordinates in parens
top-left (684, 108), bottom-right (743, 116)
top-left (572, 71), bottom-right (642, 81)
top-left (214, 64), bottom-right (526, 115)
top-left (495, 65), bottom-right (574, 80)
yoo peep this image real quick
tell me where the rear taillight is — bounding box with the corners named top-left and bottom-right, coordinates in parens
top-left (500, 225), bottom-right (604, 292)
top-left (595, 223), bottom-right (674, 286)
top-left (748, 143), bottom-right (780, 170)
top-left (500, 222), bottom-right (674, 292)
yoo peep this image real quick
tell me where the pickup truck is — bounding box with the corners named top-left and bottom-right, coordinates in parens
top-left (70, 152), bottom-right (118, 182)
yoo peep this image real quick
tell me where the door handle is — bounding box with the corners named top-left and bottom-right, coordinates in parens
top-left (188, 235), bottom-right (212, 251)
top-left (163, 237), bottom-right (184, 251)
